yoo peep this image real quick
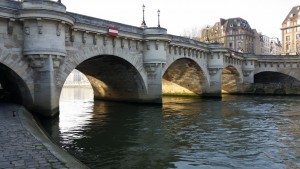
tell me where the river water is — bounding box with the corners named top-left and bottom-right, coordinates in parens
top-left (40, 87), bottom-right (300, 169)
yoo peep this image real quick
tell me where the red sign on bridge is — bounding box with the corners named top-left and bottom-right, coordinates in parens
top-left (108, 26), bottom-right (118, 36)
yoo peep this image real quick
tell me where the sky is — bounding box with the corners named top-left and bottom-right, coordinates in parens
top-left (61, 0), bottom-right (299, 41)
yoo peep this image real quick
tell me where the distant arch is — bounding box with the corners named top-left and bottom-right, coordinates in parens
top-left (255, 70), bottom-right (300, 82)
top-left (254, 71), bottom-right (300, 84)
top-left (0, 63), bottom-right (33, 108)
top-left (222, 65), bottom-right (242, 94)
top-left (162, 58), bottom-right (209, 96)
top-left (61, 46), bottom-right (148, 91)
top-left (254, 71), bottom-right (300, 95)
top-left (60, 54), bottom-right (148, 103)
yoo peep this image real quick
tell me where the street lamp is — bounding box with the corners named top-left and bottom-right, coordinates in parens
top-left (206, 26), bottom-right (210, 43)
top-left (141, 4), bottom-right (147, 28)
top-left (157, 9), bottom-right (160, 28)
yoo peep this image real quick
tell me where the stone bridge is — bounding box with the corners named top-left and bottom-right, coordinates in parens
top-left (1, 0), bottom-right (300, 117)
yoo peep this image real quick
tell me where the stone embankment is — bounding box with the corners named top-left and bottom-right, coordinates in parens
top-left (0, 103), bottom-right (88, 169)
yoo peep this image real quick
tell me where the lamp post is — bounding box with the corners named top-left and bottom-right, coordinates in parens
top-left (141, 4), bottom-right (147, 28)
top-left (206, 26), bottom-right (210, 43)
top-left (157, 9), bottom-right (160, 28)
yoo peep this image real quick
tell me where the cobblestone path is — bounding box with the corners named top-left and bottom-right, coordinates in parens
top-left (0, 103), bottom-right (69, 169)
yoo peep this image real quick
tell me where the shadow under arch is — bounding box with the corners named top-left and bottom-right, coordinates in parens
top-left (254, 71), bottom-right (300, 95)
top-left (254, 71), bottom-right (300, 84)
top-left (67, 55), bottom-right (148, 102)
top-left (162, 58), bottom-right (208, 96)
top-left (0, 63), bottom-right (33, 108)
top-left (222, 65), bottom-right (241, 94)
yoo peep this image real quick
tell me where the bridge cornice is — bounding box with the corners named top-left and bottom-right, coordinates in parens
top-left (246, 55), bottom-right (300, 63)
top-left (67, 12), bottom-right (144, 35)
top-left (168, 42), bottom-right (209, 52)
top-left (22, 0), bottom-right (66, 13)
top-left (19, 9), bottom-right (75, 25)
top-left (71, 24), bottom-right (144, 41)
top-left (144, 34), bottom-right (171, 42)
top-left (0, 0), bottom-right (21, 10)
top-left (257, 59), bottom-right (300, 63)
top-left (170, 35), bottom-right (209, 48)
top-left (0, 7), bottom-right (18, 19)
top-left (223, 53), bottom-right (244, 60)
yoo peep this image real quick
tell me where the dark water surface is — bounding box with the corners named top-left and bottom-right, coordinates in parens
top-left (40, 87), bottom-right (300, 169)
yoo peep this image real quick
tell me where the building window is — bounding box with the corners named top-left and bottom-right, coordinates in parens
top-left (297, 44), bottom-right (300, 53)
top-left (297, 27), bottom-right (300, 31)
top-left (287, 21), bottom-right (291, 27)
top-left (286, 28), bottom-right (291, 33)
top-left (229, 42), bottom-right (233, 49)
top-left (286, 36), bottom-right (290, 41)
top-left (297, 34), bottom-right (300, 39)
top-left (238, 42), bottom-right (242, 48)
top-left (287, 44), bottom-right (291, 51)
top-left (230, 24), bottom-right (233, 27)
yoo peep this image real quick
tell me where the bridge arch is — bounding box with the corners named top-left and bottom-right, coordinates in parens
top-left (60, 46), bottom-right (148, 102)
top-left (0, 63), bottom-right (33, 108)
top-left (254, 71), bottom-right (300, 95)
top-left (222, 65), bottom-right (242, 94)
top-left (162, 58), bottom-right (209, 96)
top-left (255, 69), bottom-right (300, 82)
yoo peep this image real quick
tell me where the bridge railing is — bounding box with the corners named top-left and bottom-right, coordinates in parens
top-left (0, 0), bottom-right (21, 9)
top-left (244, 54), bottom-right (300, 60)
top-left (257, 55), bottom-right (300, 59)
top-left (170, 35), bottom-right (227, 50)
top-left (68, 12), bottom-right (144, 35)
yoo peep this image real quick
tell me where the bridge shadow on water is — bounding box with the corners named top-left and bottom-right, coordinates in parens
top-left (38, 98), bottom-right (177, 169)
top-left (37, 88), bottom-right (300, 169)
top-left (37, 94), bottom-right (227, 169)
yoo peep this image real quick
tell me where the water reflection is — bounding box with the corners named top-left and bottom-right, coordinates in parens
top-left (60, 89), bottom-right (175, 168)
top-left (41, 88), bottom-right (300, 169)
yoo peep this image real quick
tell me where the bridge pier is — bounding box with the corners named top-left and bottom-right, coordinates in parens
top-left (142, 27), bottom-right (170, 103)
top-left (204, 68), bottom-right (223, 97)
top-left (241, 59), bottom-right (255, 93)
top-left (32, 55), bottom-right (60, 117)
top-left (144, 63), bottom-right (164, 103)
top-left (203, 51), bottom-right (225, 98)
top-left (20, 0), bottom-right (71, 117)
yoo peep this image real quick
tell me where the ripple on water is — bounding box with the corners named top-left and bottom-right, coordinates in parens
top-left (39, 91), bottom-right (300, 169)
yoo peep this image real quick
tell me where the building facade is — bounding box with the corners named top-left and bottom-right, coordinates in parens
top-left (201, 17), bottom-right (281, 55)
top-left (253, 31), bottom-right (273, 55)
top-left (281, 5), bottom-right (300, 55)
top-left (270, 37), bottom-right (282, 55)
top-left (200, 18), bottom-right (255, 53)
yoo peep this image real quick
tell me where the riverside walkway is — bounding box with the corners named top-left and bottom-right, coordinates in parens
top-left (0, 103), bottom-right (88, 169)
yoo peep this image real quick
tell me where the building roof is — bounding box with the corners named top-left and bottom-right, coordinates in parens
top-left (282, 5), bottom-right (300, 24)
top-left (220, 17), bottom-right (252, 33)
